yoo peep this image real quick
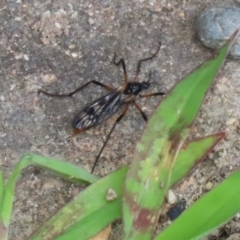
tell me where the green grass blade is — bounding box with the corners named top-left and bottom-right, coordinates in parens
top-left (0, 154), bottom-right (97, 237)
top-left (0, 132), bottom-right (221, 240)
top-left (55, 201), bottom-right (120, 240)
top-left (28, 133), bottom-right (223, 239)
top-left (20, 154), bottom-right (98, 184)
top-left (0, 169), bottom-right (7, 240)
top-left (0, 169), bottom-right (4, 210)
top-left (171, 132), bottom-right (225, 186)
top-left (155, 170), bottom-right (240, 240)
top-left (28, 167), bottom-right (126, 240)
top-left (122, 31), bottom-right (238, 239)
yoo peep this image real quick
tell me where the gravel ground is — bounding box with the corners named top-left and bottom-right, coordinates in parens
top-left (0, 0), bottom-right (240, 239)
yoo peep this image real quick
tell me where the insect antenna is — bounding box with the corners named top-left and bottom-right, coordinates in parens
top-left (113, 53), bottom-right (128, 85)
top-left (134, 42), bottom-right (161, 82)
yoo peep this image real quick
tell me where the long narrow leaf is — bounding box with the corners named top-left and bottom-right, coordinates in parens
top-left (28, 166), bottom-right (125, 240)
top-left (122, 30), bottom-right (238, 239)
top-left (0, 154), bottom-right (97, 240)
top-left (171, 132), bottom-right (225, 186)
top-left (0, 169), bottom-right (4, 210)
top-left (155, 170), bottom-right (240, 240)
top-left (28, 132), bottom-right (223, 240)
top-left (0, 169), bottom-right (7, 240)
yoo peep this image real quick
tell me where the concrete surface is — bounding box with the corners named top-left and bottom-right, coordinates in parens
top-left (0, 0), bottom-right (240, 239)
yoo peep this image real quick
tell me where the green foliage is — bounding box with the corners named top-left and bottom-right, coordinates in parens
top-left (0, 31), bottom-right (239, 240)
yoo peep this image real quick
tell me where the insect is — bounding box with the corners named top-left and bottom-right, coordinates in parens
top-left (38, 42), bottom-right (165, 173)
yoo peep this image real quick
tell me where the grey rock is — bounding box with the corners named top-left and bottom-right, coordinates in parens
top-left (197, 6), bottom-right (240, 58)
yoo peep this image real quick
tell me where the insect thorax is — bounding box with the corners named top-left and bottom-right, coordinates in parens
top-left (124, 82), bottom-right (150, 95)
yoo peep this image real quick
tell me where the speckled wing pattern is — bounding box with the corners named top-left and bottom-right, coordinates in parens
top-left (72, 91), bottom-right (124, 129)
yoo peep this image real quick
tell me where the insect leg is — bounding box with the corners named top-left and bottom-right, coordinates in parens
top-left (134, 42), bottom-right (161, 82)
top-left (113, 54), bottom-right (128, 84)
top-left (38, 80), bottom-right (114, 97)
top-left (133, 102), bottom-right (147, 122)
top-left (140, 92), bottom-right (165, 98)
top-left (67, 128), bottom-right (86, 139)
top-left (91, 104), bottom-right (129, 173)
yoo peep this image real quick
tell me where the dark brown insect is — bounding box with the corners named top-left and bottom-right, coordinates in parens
top-left (38, 42), bottom-right (164, 173)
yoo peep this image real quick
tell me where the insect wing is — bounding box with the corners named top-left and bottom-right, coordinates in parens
top-left (72, 92), bottom-right (124, 129)
top-left (97, 92), bottom-right (124, 122)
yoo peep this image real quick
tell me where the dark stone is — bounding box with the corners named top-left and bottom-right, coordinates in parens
top-left (166, 199), bottom-right (187, 221)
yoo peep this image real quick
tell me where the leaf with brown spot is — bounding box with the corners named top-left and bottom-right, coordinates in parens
top-left (122, 31), bottom-right (238, 240)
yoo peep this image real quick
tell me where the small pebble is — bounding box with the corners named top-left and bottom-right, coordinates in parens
top-left (0, 95), bottom-right (5, 101)
top-left (226, 118), bottom-right (237, 126)
top-left (41, 73), bottom-right (57, 83)
top-left (205, 181), bottom-right (213, 190)
top-left (55, 22), bottom-right (62, 28)
top-left (71, 52), bottom-right (78, 58)
top-left (23, 54), bottom-right (29, 61)
top-left (68, 44), bottom-right (76, 49)
top-left (167, 189), bottom-right (177, 204)
top-left (234, 212), bottom-right (240, 220)
top-left (197, 6), bottom-right (240, 58)
top-left (89, 18), bottom-right (94, 25)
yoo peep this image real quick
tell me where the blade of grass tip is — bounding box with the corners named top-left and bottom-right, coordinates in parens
top-left (1, 153), bottom-right (97, 234)
top-left (0, 156), bottom-right (33, 240)
top-left (122, 30), bottom-right (238, 240)
top-left (0, 155), bottom-right (33, 230)
top-left (170, 132), bottom-right (225, 187)
top-left (27, 154), bottom-right (98, 184)
top-left (0, 169), bottom-right (4, 209)
top-left (0, 169), bottom-right (7, 240)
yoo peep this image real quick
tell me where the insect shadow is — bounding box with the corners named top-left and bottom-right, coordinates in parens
top-left (38, 42), bottom-right (165, 173)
